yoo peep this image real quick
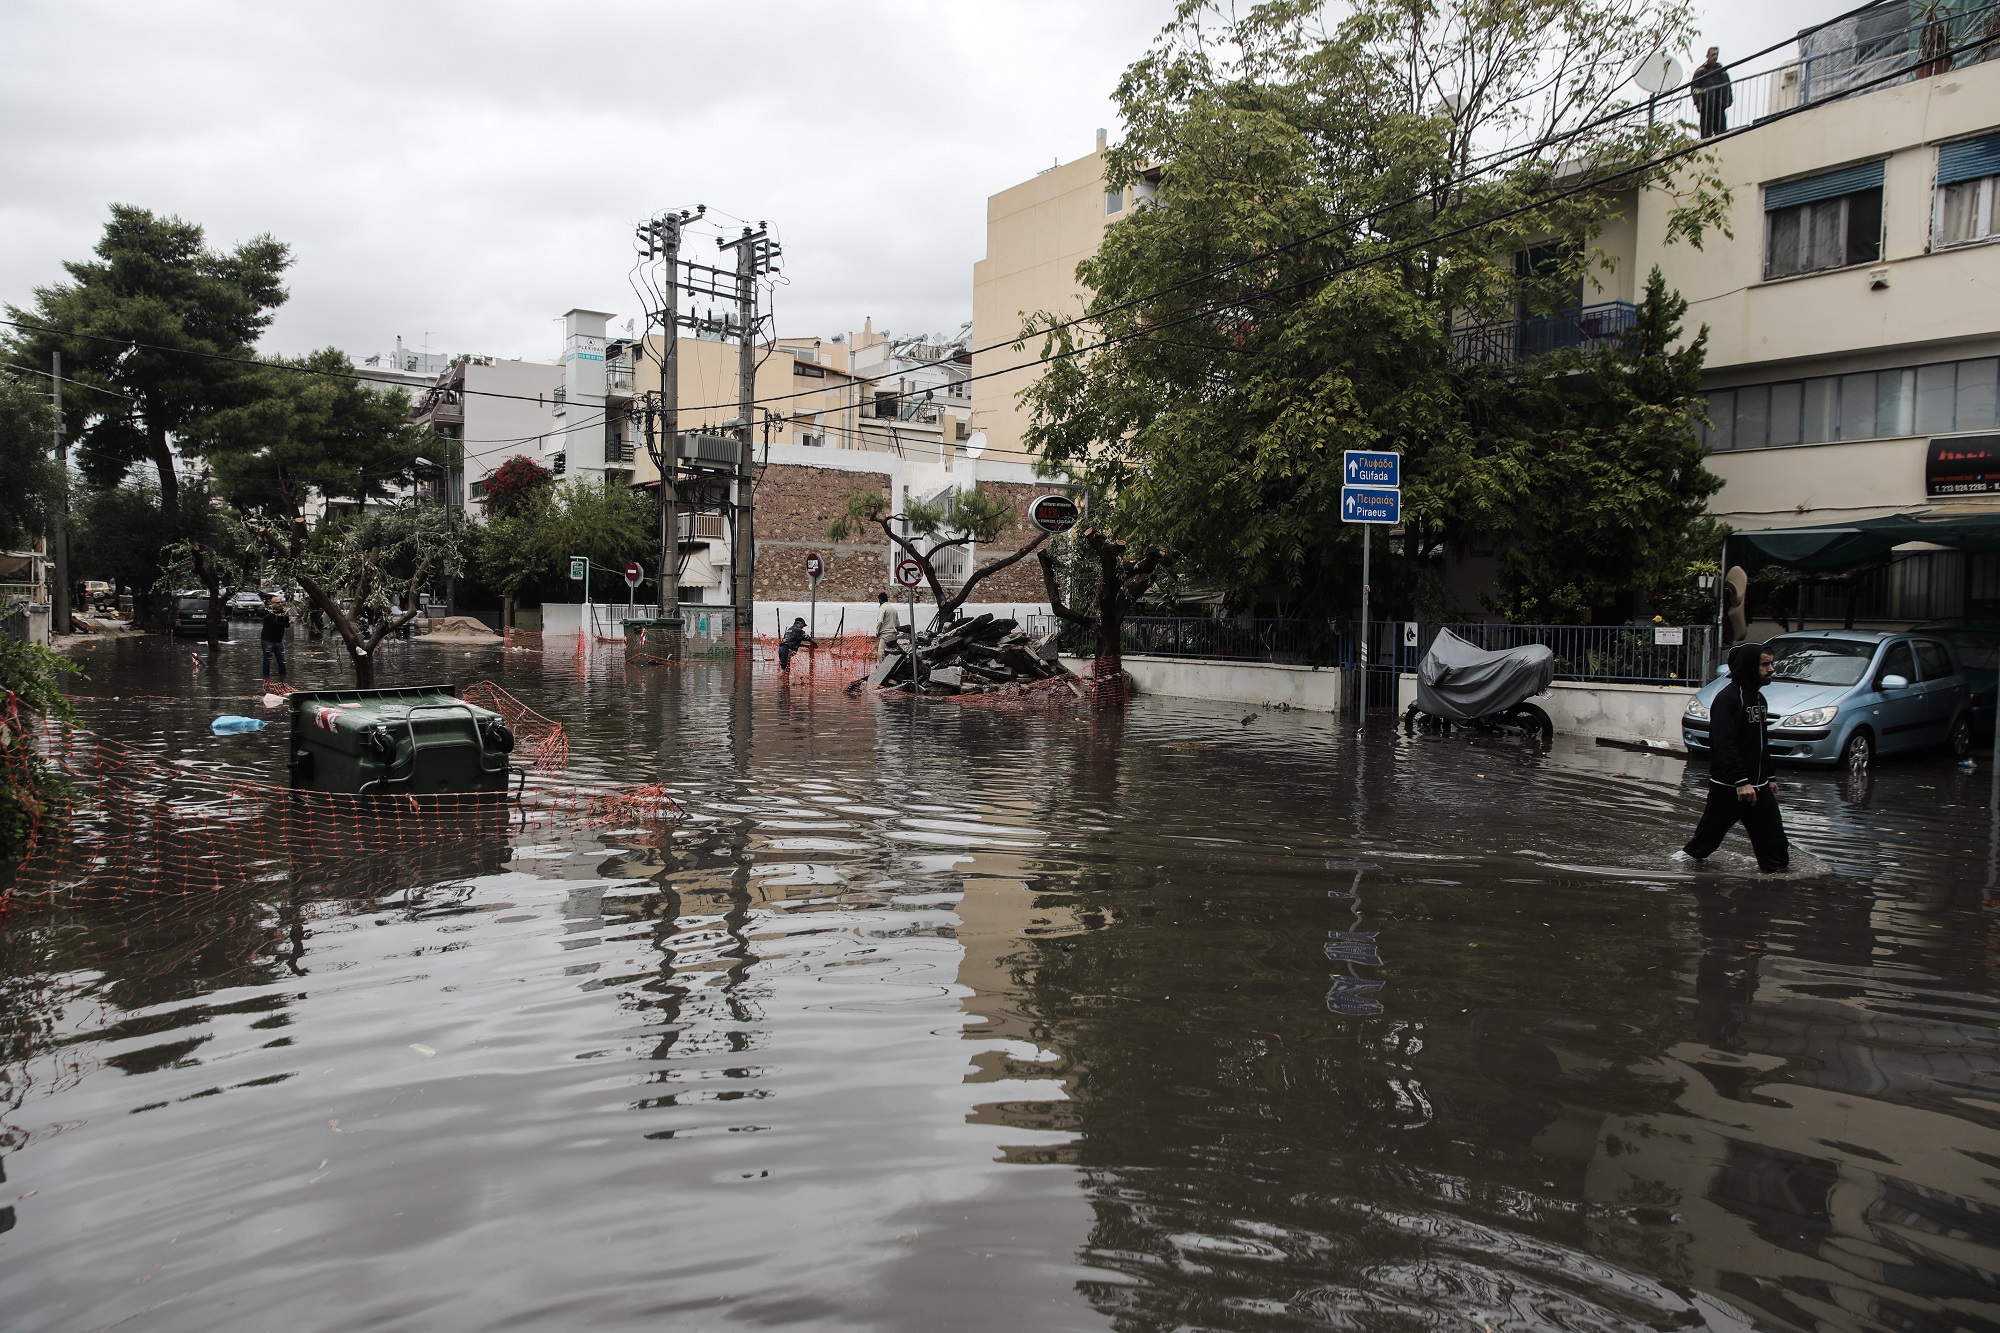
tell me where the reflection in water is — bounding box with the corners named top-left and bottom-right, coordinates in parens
top-left (1, 637), bottom-right (1998, 1330)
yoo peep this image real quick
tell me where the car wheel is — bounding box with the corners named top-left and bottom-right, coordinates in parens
top-left (1949, 715), bottom-right (1974, 760)
top-left (1842, 729), bottom-right (1874, 774)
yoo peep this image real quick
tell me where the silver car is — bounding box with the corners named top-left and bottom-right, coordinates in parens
top-left (1682, 630), bottom-right (1974, 772)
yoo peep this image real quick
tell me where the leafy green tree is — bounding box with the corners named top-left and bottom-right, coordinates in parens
top-left (1023, 0), bottom-right (1725, 626)
top-left (261, 503), bottom-right (452, 687)
top-left (71, 479), bottom-right (173, 614)
top-left (1484, 269), bottom-right (1721, 623)
top-left (0, 373), bottom-right (61, 552)
top-left (827, 486), bottom-right (1048, 621)
top-left (157, 492), bottom-right (270, 656)
top-left (468, 479), bottom-right (654, 609)
top-left (3, 206), bottom-right (290, 520)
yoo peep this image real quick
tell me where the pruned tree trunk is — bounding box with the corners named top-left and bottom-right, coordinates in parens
top-left (1038, 530), bottom-right (1185, 705)
top-left (869, 514), bottom-right (1048, 624)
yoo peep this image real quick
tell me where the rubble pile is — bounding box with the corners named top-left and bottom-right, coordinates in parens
top-left (866, 614), bottom-right (1074, 695)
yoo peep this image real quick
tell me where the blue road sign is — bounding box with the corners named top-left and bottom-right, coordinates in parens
top-left (1343, 450), bottom-right (1400, 488)
top-left (1341, 486), bottom-right (1401, 524)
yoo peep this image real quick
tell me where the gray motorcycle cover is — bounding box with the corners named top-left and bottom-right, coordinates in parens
top-left (1413, 628), bottom-right (1555, 722)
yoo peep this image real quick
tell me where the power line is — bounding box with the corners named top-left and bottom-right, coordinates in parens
top-left (5, 10), bottom-right (1964, 454)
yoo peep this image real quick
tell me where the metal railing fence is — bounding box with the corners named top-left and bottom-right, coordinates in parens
top-left (1416, 622), bottom-right (1714, 686)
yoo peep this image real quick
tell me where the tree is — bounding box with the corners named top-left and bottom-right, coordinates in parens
top-left (3, 206), bottom-right (290, 523)
top-left (188, 347), bottom-right (436, 684)
top-left (71, 479), bottom-right (173, 615)
top-left (826, 487), bottom-right (1048, 622)
top-left (1038, 528), bottom-right (1186, 672)
top-left (0, 373), bottom-right (61, 552)
top-left (1022, 0), bottom-right (1726, 625)
top-left (481, 455), bottom-right (553, 519)
top-left (1485, 268), bottom-right (1721, 623)
top-left (157, 493), bottom-right (269, 658)
top-left (261, 504), bottom-right (452, 687)
top-left (467, 479), bottom-right (654, 609)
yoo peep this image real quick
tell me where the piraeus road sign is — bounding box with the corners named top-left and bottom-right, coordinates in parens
top-left (1341, 487), bottom-right (1401, 524)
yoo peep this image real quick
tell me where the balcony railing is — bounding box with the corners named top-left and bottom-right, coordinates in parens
top-left (606, 364), bottom-right (635, 391)
top-left (1700, 2), bottom-right (2000, 133)
top-left (1451, 300), bottom-right (1638, 367)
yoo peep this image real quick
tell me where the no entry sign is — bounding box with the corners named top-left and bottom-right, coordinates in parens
top-left (804, 551), bottom-right (824, 582)
top-left (894, 557), bottom-right (924, 588)
top-left (1029, 493), bottom-right (1080, 533)
top-left (624, 561), bottom-right (643, 588)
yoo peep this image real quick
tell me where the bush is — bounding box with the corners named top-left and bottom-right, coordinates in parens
top-left (0, 637), bottom-right (80, 863)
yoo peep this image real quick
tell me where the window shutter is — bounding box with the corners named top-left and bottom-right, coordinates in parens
top-left (1765, 160), bottom-right (1886, 211)
top-left (1938, 132), bottom-right (2000, 187)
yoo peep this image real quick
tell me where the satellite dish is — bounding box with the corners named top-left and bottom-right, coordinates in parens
top-left (965, 429), bottom-right (987, 459)
top-left (1632, 52), bottom-right (1684, 94)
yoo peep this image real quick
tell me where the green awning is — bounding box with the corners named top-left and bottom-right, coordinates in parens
top-left (1729, 512), bottom-right (2000, 573)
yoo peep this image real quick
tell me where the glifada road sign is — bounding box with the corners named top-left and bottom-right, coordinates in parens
top-left (804, 551), bottom-right (825, 582)
top-left (1343, 450), bottom-right (1400, 487)
top-left (624, 561), bottom-right (643, 588)
top-left (894, 557), bottom-right (924, 588)
top-left (1341, 487), bottom-right (1401, 524)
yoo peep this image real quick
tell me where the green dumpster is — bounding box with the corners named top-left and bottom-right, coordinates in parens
top-left (287, 684), bottom-right (515, 795)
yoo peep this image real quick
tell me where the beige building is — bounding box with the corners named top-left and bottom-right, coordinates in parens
top-left (971, 129), bottom-right (1147, 466)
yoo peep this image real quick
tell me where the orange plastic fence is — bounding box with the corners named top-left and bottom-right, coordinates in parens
top-left (0, 682), bottom-right (673, 912)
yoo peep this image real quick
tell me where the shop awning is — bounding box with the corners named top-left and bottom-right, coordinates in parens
top-left (1728, 512), bottom-right (2000, 573)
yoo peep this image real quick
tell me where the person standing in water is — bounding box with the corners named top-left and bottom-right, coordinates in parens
top-left (260, 595), bottom-right (292, 683)
top-left (1683, 641), bottom-right (1789, 873)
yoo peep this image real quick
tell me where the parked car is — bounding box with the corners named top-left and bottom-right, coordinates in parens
top-left (1682, 629), bottom-right (1973, 772)
top-left (169, 592), bottom-right (228, 639)
top-left (81, 580), bottom-right (113, 610)
top-left (1914, 619), bottom-right (1999, 749)
top-left (228, 589), bottom-right (271, 617)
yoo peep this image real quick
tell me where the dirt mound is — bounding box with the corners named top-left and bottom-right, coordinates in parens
top-left (422, 615), bottom-right (502, 643)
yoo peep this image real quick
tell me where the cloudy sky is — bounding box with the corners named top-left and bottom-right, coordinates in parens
top-left (2, 0), bottom-right (1842, 366)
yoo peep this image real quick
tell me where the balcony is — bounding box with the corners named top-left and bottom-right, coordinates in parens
top-left (606, 363), bottom-right (635, 392)
top-left (678, 512), bottom-right (726, 541)
top-left (1451, 301), bottom-right (1638, 367)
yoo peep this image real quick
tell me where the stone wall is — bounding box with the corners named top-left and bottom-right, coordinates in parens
top-left (753, 462), bottom-right (895, 603)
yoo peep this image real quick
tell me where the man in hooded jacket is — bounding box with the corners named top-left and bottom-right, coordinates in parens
top-left (1683, 641), bottom-right (1789, 873)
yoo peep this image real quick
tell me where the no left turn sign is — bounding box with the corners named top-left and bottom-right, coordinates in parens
top-left (894, 557), bottom-right (924, 589)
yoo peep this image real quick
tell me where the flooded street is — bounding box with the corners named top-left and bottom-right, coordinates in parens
top-left (4, 636), bottom-right (1999, 1332)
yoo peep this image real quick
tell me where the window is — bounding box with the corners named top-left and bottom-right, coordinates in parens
top-left (1705, 356), bottom-right (2000, 452)
top-left (872, 391), bottom-right (898, 419)
top-left (1704, 389), bottom-right (1735, 451)
top-left (1915, 640), bottom-right (1953, 681)
top-left (1935, 132), bottom-right (2000, 249)
top-left (793, 360), bottom-right (825, 378)
top-left (1105, 188), bottom-right (1124, 215)
top-left (1876, 641), bottom-right (1915, 687)
top-left (1769, 382), bottom-right (1803, 446)
top-left (1764, 161), bottom-right (1884, 279)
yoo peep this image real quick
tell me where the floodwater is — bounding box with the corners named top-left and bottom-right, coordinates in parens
top-left (4, 635), bottom-right (1999, 1333)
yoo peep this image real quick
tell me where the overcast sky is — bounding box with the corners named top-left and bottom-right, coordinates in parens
top-left (2, 0), bottom-right (1844, 366)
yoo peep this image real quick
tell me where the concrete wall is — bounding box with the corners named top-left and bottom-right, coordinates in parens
top-left (1396, 674), bottom-right (1695, 742)
top-left (1062, 655), bottom-right (1348, 712)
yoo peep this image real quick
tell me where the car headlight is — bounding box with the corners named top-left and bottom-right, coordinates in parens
top-left (1684, 700), bottom-right (1709, 722)
top-left (1780, 705), bottom-right (1837, 728)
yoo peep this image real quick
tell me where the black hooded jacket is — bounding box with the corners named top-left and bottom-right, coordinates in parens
top-left (1707, 642), bottom-right (1773, 788)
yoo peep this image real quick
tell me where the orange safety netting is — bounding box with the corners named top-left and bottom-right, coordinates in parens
top-left (0, 684), bottom-right (673, 913)
top-left (457, 680), bottom-right (569, 770)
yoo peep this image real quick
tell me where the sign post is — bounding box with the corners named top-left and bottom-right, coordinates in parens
top-left (569, 556), bottom-right (591, 635)
top-left (624, 560), bottom-right (642, 608)
top-left (895, 555), bottom-right (924, 685)
top-left (1340, 453), bottom-right (1402, 727)
top-left (804, 551), bottom-right (824, 644)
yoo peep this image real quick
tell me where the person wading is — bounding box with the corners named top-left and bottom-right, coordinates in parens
top-left (1683, 641), bottom-right (1789, 873)
top-left (875, 591), bottom-right (901, 657)
top-left (778, 617), bottom-right (814, 672)
top-left (260, 595), bottom-right (292, 683)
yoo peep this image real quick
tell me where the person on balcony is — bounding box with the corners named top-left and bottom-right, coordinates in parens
top-left (1691, 46), bottom-right (1732, 139)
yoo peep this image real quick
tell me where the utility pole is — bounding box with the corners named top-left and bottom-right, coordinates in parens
top-left (717, 223), bottom-right (779, 638)
top-left (50, 350), bottom-right (70, 635)
top-left (638, 209), bottom-right (696, 618)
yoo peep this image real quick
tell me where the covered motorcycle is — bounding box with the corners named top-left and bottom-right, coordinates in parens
top-left (1405, 628), bottom-right (1556, 738)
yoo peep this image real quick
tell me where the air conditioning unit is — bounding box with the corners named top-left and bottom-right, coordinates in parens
top-left (677, 433), bottom-right (743, 471)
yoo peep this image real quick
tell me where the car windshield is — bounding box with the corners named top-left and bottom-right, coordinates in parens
top-left (1768, 637), bottom-right (1874, 686)
top-left (175, 597), bottom-right (205, 614)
